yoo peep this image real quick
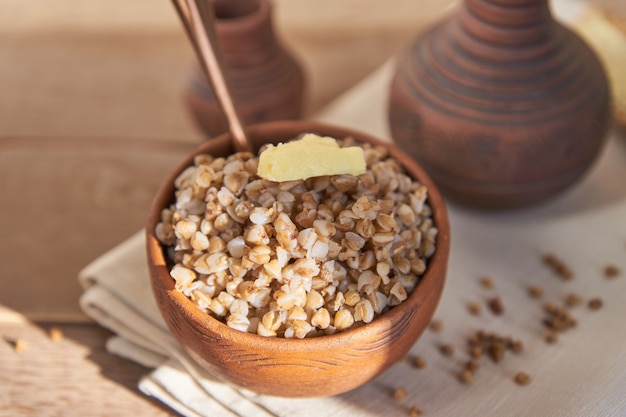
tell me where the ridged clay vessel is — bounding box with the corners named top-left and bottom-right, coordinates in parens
top-left (388, 0), bottom-right (611, 209)
top-left (184, 0), bottom-right (305, 138)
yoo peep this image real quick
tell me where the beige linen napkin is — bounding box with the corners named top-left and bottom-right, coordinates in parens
top-left (79, 3), bottom-right (626, 416)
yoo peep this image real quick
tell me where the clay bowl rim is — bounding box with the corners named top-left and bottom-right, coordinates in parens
top-left (146, 119), bottom-right (450, 353)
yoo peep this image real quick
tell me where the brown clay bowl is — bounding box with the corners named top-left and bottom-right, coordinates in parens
top-left (146, 120), bottom-right (450, 397)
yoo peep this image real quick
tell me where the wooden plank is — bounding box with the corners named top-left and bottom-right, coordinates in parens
top-left (0, 137), bottom-right (197, 321)
top-left (0, 31), bottom-right (200, 142)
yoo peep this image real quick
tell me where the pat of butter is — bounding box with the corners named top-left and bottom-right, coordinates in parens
top-left (257, 133), bottom-right (366, 182)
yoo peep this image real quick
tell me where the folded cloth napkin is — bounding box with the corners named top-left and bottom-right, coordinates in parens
top-left (79, 4), bottom-right (626, 416)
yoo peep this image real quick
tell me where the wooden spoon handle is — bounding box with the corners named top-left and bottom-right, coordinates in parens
top-left (172, 0), bottom-right (252, 153)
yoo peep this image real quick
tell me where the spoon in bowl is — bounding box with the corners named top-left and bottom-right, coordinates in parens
top-left (171, 0), bottom-right (252, 153)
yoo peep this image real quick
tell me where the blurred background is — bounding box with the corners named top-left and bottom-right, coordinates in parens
top-left (0, 0), bottom-right (623, 321)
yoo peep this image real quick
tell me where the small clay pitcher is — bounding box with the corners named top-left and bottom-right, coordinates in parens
top-left (184, 0), bottom-right (306, 138)
top-left (388, 0), bottom-right (611, 209)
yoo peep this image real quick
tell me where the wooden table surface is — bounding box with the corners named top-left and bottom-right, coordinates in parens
top-left (1, 0), bottom-right (623, 415)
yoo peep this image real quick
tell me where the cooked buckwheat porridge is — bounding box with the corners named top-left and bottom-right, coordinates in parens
top-left (155, 136), bottom-right (438, 338)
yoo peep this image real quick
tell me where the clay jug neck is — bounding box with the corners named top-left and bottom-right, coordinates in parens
top-left (214, 0), bottom-right (276, 53)
top-left (459, 0), bottom-right (553, 47)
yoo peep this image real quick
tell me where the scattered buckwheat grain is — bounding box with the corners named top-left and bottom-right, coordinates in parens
top-left (510, 339), bottom-right (524, 354)
top-left (429, 319), bottom-right (443, 333)
top-left (11, 338), bottom-right (28, 353)
top-left (439, 344), bottom-right (455, 357)
top-left (545, 331), bottom-right (559, 344)
top-left (465, 360), bottom-right (479, 372)
top-left (469, 345), bottom-right (483, 359)
top-left (604, 265), bottom-right (620, 279)
top-left (542, 301), bottom-right (577, 332)
top-left (458, 369), bottom-right (474, 385)
top-left (48, 327), bottom-right (64, 342)
top-left (564, 293), bottom-right (582, 308)
top-left (479, 276), bottom-right (494, 289)
top-left (412, 355), bottom-right (427, 369)
top-left (542, 253), bottom-right (573, 280)
top-left (489, 341), bottom-right (506, 363)
top-left (514, 371), bottom-right (531, 386)
top-left (528, 285), bottom-right (544, 299)
top-left (588, 298), bottom-right (603, 311)
top-left (487, 297), bottom-right (504, 315)
top-left (467, 331), bottom-right (522, 364)
top-left (409, 405), bottom-right (422, 417)
top-left (393, 387), bottom-right (408, 401)
top-left (467, 302), bottom-right (481, 315)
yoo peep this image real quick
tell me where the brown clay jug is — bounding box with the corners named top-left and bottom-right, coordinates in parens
top-left (388, 0), bottom-right (611, 209)
top-left (184, 0), bottom-right (306, 138)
